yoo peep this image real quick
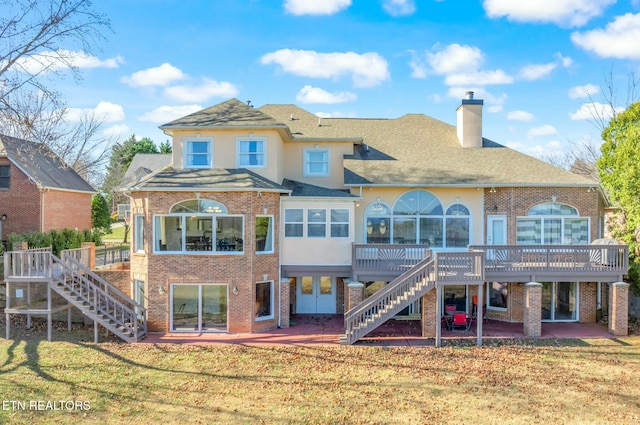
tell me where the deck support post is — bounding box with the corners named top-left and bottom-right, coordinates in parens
top-left (94, 320), bottom-right (98, 343)
top-left (608, 282), bottom-right (629, 336)
top-left (475, 283), bottom-right (483, 346)
top-left (435, 284), bottom-right (442, 347)
top-left (523, 282), bottom-right (542, 337)
top-left (47, 284), bottom-right (52, 342)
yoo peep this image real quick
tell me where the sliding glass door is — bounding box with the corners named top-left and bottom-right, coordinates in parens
top-left (541, 282), bottom-right (577, 321)
top-left (171, 284), bottom-right (227, 332)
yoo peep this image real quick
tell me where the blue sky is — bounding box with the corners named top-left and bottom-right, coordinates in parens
top-left (54, 0), bottom-right (640, 159)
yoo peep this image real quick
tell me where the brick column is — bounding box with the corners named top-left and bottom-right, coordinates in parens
top-left (523, 282), bottom-right (542, 337)
top-left (81, 242), bottom-right (96, 269)
top-left (346, 281), bottom-right (364, 312)
top-left (279, 278), bottom-right (290, 329)
top-left (608, 282), bottom-right (629, 336)
top-left (421, 289), bottom-right (437, 338)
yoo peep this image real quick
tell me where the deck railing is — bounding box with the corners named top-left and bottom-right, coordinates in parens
top-left (352, 244), bottom-right (430, 278)
top-left (3, 248), bottom-right (52, 279)
top-left (468, 244), bottom-right (629, 275)
top-left (95, 243), bottom-right (130, 267)
top-left (435, 250), bottom-right (485, 282)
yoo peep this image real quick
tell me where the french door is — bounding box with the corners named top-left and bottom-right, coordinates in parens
top-left (296, 276), bottom-right (336, 314)
top-left (171, 284), bottom-right (228, 332)
top-left (487, 215), bottom-right (507, 260)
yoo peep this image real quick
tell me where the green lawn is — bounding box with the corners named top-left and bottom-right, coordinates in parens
top-left (1, 334), bottom-right (639, 424)
top-left (101, 224), bottom-right (129, 244)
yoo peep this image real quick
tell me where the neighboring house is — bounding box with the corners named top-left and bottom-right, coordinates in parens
top-left (121, 94), bottom-right (630, 343)
top-left (0, 135), bottom-right (95, 241)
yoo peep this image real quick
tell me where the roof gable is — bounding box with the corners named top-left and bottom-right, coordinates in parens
top-left (160, 98), bottom-right (286, 129)
top-left (0, 135), bottom-right (95, 192)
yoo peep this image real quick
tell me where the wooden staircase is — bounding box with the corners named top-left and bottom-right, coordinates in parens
top-left (49, 252), bottom-right (146, 343)
top-left (341, 255), bottom-right (436, 345)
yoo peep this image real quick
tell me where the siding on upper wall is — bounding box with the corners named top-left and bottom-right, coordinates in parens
top-left (42, 190), bottom-right (92, 232)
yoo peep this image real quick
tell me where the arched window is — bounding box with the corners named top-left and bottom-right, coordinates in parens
top-left (170, 199), bottom-right (227, 214)
top-left (364, 200), bottom-right (392, 243)
top-left (365, 190), bottom-right (471, 248)
top-left (445, 203), bottom-right (470, 248)
top-left (516, 202), bottom-right (588, 244)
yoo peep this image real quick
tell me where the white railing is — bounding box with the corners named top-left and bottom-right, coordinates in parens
top-left (4, 248), bottom-right (52, 279)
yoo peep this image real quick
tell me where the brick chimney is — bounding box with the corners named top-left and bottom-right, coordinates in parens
top-left (456, 91), bottom-right (483, 148)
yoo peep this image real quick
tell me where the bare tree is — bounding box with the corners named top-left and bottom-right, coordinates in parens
top-left (0, 0), bottom-right (112, 184)
top-left (540, 139), bottom-right (602, 182)
top-left (0, 89), bottom-right (116, 186)
top-left (0, 0), bottom-right (111, 111)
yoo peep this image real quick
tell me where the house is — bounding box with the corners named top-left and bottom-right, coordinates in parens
top-left (121, 93), bottom-right (630, 344)
top-left (0, 135), bottom-right (95, 241)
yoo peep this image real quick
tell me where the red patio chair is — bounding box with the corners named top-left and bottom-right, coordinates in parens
top-left (451, 312), bottom-right (470, 332)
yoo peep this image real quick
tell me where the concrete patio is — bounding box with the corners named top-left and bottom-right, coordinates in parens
top-left (141, 314), bottom-right (616, 347)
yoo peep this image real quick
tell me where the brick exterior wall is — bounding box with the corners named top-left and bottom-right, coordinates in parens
top-left (0, 158), bottom-right (41, 237)
top-left (129, 190), bottom-right (281, 334)
top-left (421, 289), bottom-right (437, 337)
top-left (345, 282), bottom-right (364, 312)
top-left (579, 282), bottom-right (597, 323)
top-left (484, 186), bottom-right (601, 244)
top-left (42, 190), bottom-right (92, 232)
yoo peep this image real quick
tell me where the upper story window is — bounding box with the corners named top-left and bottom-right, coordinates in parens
top-left (516, 202), bottom-right (589, 245)
top-left (184, 139), bottom-right (212, 168)
top-left (0, 165), bottom-right (9, 189)
top-left (237, 137), bottom-right (266, 168)
top-left (303, 148), bottom-right (329, 177)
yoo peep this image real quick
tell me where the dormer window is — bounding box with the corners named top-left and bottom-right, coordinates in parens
top-left (184, 139), bottom-right (212, 168)
top-left (237, 137), bottom-right (266, 168)
top-left (303, 148), bottom-right (329, 177)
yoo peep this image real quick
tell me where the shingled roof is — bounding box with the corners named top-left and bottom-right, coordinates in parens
top-left (0, 135), bottom-right (95, 192)
top-left (128, 166), bottom-right (289, 193)
top-left (258, 104), bottom-right (598, 188)
top-left (160, 98), bottom-right (288, 130)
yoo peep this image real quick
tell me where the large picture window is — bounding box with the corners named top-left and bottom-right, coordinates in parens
top-left (365, 191), bottom-right (470, 248)
top-left (153, 199), bottom-right (243, 253)
top-left (516, 203), bottom-right (589, 245)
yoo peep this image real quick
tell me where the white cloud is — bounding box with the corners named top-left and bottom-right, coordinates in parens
top-left (570, 101), bottom-right (623, 120)
top-left (427, 44), bottom-right (485, 75)
top-left (122, 63), bottom-right (186, 87)
top-left (518, 63), bottom-right (558, 81)
top-left (382, 0), bottom-right (416, 16)
top-left (571, 13), bottom-right (640, 59)
top-left (164, 78), bottom-right (239, 102)
top-left (103, 124), bottom-right (130, 139)
top-left (568, 83), bottom-right (600, 99)
top-left (507, 110), bottom-right (534, 121)
top-left (412, 44), bottom-right (513, 86)
top-left (527, 124), bottom-right (558, 138)
top-left (483, 0), bottom-right (615, 28)
top-left (11, 50), bottom-right (123, 74)
top-left (138, 105), bottom-right (203, 123)
top-left (296, 85), bottom-right (357, 104)
top-left (260, 49), bottom-right (390, 88)
top-left (283, 0), bottom-right (351, 15)
top-left (65, 101), bottom-right (125, 123)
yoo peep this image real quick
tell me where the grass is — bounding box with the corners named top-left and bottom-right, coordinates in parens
top-left (101, 224), bottom-right (128, 244)
top-left (1, 330), bottom-right (639, 424)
